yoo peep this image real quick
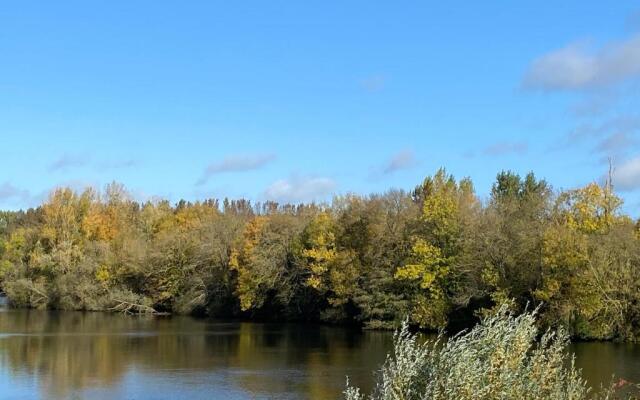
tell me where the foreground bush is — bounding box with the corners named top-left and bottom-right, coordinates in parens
top-left (345, 306), bottom-right (635, 400)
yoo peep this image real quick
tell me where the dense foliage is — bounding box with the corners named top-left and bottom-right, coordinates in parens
top-left (344, 307), bottom-right (635, 400)
top-left (1, 169), bottom-right (640, 340)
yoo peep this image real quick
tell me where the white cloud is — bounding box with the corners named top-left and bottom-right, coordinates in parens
top-left (264, 176), bottom-right (336, 203)
top-left (197, 153), bottom-right (276, 185)
top-left (523, 35), bottom-right (640, 91)
top-left (383, 150), bottom-right (417, 174)
top-left (612, 157), bottom-right (640, 191)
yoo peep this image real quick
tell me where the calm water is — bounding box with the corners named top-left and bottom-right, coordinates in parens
top-left (0, 306), bottom-right (639, 399)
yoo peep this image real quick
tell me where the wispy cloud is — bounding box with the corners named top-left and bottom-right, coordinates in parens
top-left (563, 116), bottom-right (640, 159)
top-left (482, 141), bottom-right (528, 156)
top-left (383, 150), bottom-right (417, 174)
top-left (49, 154), bottom-right (137, 173)
top-left (569, 116), bottom-right (640, 140)
top-left (0, 182), bottom-right (30, 202)
top-left (0, 182), bottom-right (45, 209)
top-left (627, 10), bottom-right (640, 31)
top-left (360, 75), bottom-right (386, 92)
top-left (523, 35), bottom-right (640, 91)
top-left (368, 149), bottom-right (418, 180)
top-left (264, 175), bottom-right (336, 203)
top-left (594, 132), bottom-right (638, 154)
top-left (96, 159), bottom-right (137, 171)
top-left (569, 92), bottom-right (617, 118)
top-left (49, 154), bottom-right (89, 172)
top-left (197, 153), bottom-right (276, 185)
top-left (611, 157), bottom-right (640, 191)
top-left (523, 14), bottom-right (640, 174)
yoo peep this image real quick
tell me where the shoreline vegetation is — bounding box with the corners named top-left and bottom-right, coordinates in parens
top-left (1, 168), bottom-right (639, 341)
top-left (345, 306), bottom-right (640, 400)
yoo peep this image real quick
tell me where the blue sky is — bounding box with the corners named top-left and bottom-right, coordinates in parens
top-left (1, 1), bottom-right (640, 214)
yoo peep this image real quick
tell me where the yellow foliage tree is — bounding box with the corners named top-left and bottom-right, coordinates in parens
top-left (535, 181), bottom-right (627, 338)
top-left (229, 216), bottom-right (268, 311)
top-left (558, 182), bottom-right (622, 234)
top-left (299, 212), bottom-right (360, 311)
top-left (300, 212), bottom-right (337, 290)
top-left (397, 169), bottom-right (478, 328)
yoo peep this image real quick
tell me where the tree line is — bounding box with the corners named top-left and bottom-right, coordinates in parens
top-left (1, 168), bottom-right (639, 340)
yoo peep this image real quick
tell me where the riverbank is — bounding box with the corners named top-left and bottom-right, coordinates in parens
top-left (2, 171), bottom-right (640, 341)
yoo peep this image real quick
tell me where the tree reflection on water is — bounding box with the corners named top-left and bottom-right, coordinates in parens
top-left (0, 309), bottom-right (392, 399)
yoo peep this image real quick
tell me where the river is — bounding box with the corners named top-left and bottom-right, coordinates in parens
top-left (0, 306), bottom-right (639, 399)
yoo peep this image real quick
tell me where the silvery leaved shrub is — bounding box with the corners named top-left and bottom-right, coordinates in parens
top-left (345, 306), bottom-right (630, 400)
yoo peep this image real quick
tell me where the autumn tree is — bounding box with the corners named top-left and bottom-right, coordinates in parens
top-left (1, 170), bottom-right (639, 341)
top-left (395, 169), bottom-right (478, 329)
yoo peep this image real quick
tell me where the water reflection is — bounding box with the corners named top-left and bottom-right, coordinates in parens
top-left (570, 341), bottom-right (640, 396)
top-left (1, 308), bottom-right (640, 399)
top-left (0, 309), bottom-right (392, 399)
